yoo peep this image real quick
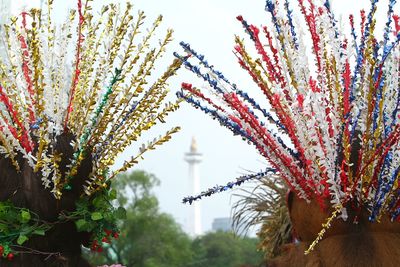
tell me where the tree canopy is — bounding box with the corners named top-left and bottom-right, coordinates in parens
top-left (189, 231), bottom-right (262, 267)
top-left (85, 171), bottom-right (192, 266)
top-left (86, 170), bottom-right (262, 267)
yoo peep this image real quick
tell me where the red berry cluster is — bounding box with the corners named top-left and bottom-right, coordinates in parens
top-left (90, 240), bottom-right (103, 253)
top-left (90, 229), bottom-right (119, 253)
top-left (0, 245), bottom-right (14, 261)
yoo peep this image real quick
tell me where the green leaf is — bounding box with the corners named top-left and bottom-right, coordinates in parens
top-left (75, 219), bottom-right (87, 231)
top-left (33, 229), bottom-right (46, 236)
top-left (103, 211), bottom-right (113, 221)
top-left (75, 198), bottom-right (89, 211)
top-left (93, 196), bottom-right (106, 209)
top-left (17, 235), bottom-right (28, 245)
top-left (115, 207), bottom-right (126, 219)
top-left (91, 212), bottom-right (103, 221)
top-left (0, 223), bottom-right (7, 232)
top-left (0, 202), bottom-right (6, 213)
top-left (20, 210), bottom-right (31, 223)
top-left (109, 189), bottom-right (117, 200)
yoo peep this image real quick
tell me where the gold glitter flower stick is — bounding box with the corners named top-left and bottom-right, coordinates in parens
top-left (83, 126), bottom-right (181, 196)
top-left (117, 10), bottom-right (146, 71)
top-left (75, 12), bottom-right (160, 147)
top-left (94, 57), bottom-right (182, 160)
top-left (110, 126), bottom-right (180, 180)
top-left (305, 204), bottom-right (343, 255)
top-left (0, 133), bottom-right (19, 171)
top-left (90, 27), bottom-right (174, 148)
top-left (67, 6), bottom-right (116, 134)
top-left (72, 7), bottom-right (145, 133)
top-left (64, 0), bottom-right (87, 130)
top-left (58, 68), bottom-right (123, 196)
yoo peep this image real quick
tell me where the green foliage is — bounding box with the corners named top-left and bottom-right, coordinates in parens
top-left (61, 185), bottom-right (126, 234)
top-left (0, 201), bottom-right (52, 258)
top-left (58, 185), bottom-right (126, 252)
top-left (85, 170), bottom-right (263, 267)
top-left (0, 179), bottom-right (126, 258)
top-left (116, 211), bottom-right (193, 266)
top-left (189, 231), bottom-right (263, 267)
top-left (85, 170), bottom-right (193, 266)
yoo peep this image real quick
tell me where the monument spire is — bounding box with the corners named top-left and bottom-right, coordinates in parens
top-left (185, 136), bottom-right (202, 236)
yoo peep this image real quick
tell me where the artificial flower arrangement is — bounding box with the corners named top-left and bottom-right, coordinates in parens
top-left (178, 0), bottom-right (400, 253)
top-left (0, 0), bottom-right (181, 260)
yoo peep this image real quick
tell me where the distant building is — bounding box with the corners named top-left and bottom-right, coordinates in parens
top-left (212, 217), bottom-right (233, 232)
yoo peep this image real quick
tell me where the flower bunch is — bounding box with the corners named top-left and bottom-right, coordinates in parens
top-left (0, 0), bottom-right (182, 258)
top-left (176, 0), bottom-right (400, 226)
top-left (0, 0), bottom-right (181, 199)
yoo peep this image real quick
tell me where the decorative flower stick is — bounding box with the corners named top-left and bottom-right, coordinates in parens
top-left (176, 0), bottom-right (400, 249)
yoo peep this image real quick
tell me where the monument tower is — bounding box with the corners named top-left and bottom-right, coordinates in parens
top-left (185, 137), bottom-right (203, 236)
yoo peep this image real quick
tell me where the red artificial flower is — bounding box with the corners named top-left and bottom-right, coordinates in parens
top-left (7, 253), bottom-right (14, 261)
top-left (104, 229), bottom-right (112, 236)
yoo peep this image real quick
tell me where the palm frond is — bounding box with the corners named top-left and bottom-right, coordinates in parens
top-left (231, 175), bottom-right (292, 258)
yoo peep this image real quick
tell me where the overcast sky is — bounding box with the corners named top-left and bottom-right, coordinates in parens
top-left (3, 0), bottom-right (398, 234)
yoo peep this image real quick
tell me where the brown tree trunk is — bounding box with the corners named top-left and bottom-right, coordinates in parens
top-left (0, 133), bottom-right (93, 266)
